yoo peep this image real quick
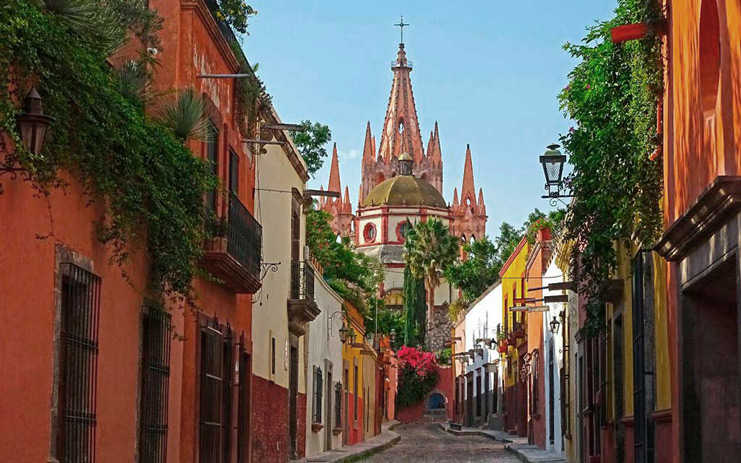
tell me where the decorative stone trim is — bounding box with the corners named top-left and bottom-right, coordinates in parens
top-left (655, 176), bottom-right (741, 261)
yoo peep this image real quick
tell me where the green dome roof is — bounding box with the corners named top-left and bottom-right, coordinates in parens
top-left (362, 175), bottom-right (447, 208)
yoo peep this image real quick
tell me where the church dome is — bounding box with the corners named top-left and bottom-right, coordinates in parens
top-left (361, 175), bottom-right (447, 208)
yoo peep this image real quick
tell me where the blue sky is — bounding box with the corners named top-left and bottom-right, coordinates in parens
top-left (239, 0), bottom-right (616, 235)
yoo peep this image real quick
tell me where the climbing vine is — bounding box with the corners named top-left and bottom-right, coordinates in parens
top-left (0, 0), bottom-right (217, 297)
top-left (559, 0), bottom-right (663, 336)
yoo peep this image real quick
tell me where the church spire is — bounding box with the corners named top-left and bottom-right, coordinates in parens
top-left (461, 144), bottom-right (476, 205)
top-left (362, 122), bottom-right (374, 165)
top-left (328, 143), bottom-right (341, 195)
top-left (378, 42), bottom-right (425, 164)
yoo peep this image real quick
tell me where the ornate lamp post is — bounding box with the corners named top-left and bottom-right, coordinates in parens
top-left (16, 88), bottom-right (54, 155)
top-left (539, 144), bottom-right (572, 204)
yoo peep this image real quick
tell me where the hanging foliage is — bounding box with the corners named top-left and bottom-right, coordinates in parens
top-left (559, 0), bottom-right (663, 336)
top-left (0, 1), bottom-right (217, 297)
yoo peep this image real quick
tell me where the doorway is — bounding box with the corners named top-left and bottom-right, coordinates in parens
top-left (682, 256), bottom-right (740, 461)
top-left (289, 344), bottom-right (299, 459)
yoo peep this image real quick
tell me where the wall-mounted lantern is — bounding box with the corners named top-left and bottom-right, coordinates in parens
top-left (17, 88), bottom-right (54, 155)
top-left (540, 144), bottom-right (570, 200)
top-left (549, 316), bottom-right (561, 334)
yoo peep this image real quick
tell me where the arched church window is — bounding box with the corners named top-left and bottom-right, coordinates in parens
top-left (398, 119), bottom-right (405, 134)
top-left (363, 223), bottom-right (377, 243)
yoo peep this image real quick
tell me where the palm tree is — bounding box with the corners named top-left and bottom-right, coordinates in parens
top-left (403, 218), bottom-right (459, 350)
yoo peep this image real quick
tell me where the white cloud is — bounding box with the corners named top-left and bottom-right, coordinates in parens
top-left (339, 148), bottom-right (360, 160)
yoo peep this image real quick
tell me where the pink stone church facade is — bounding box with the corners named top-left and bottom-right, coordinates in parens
top-left (319, 40), bottom-right (488, 350)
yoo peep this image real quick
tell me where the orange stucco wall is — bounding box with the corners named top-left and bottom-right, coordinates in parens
top-left (663, 2), bottom-right (741, 462)
top-left (1, 1), bottom-right (257, 462)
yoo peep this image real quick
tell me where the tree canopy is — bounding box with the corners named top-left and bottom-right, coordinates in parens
top-left (293, 120), bottom-right (332, 177)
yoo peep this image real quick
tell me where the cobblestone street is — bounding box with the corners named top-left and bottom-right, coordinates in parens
top-left (362, 423), bottom-right (520, 462)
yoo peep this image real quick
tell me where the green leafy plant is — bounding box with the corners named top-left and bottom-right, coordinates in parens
top-left (445, 236), bottom-right (500, 305)
top-left (395, 346), bottom-right (439, 408)
top-left (292, 121), bottom-right (332, 177)
top-left (306, 208), bottom-right (384, 312)
top-left (403, 265), bottom-right (426, 347)
top-left (1, 1), bottom-right (216, 298)
top-left (559, 0), bottom-right (663, 336)
top-left (160, 88), bottom-right (213, 142)
top-left (211, 0), bottom-right (256, 34)
top-left (404, 218), bottom-right (459, 347)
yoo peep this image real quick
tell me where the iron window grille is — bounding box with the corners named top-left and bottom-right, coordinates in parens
top-left (313, 367), bottom-right (323, 424)
top-left (139, 308), bottom-right (172, 463)
top-left (57, 263), bottom-right (101, 463)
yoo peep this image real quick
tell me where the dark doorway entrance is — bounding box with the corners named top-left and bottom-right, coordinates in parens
top-left (427, 392), bottom-right (446, 410)
top-left (289, 344), bottom-right (299, 459)
top-left (682, 256), bottom-right (741, 461)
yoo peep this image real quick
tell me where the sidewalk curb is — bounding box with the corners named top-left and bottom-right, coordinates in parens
top-left (437, 422), bottom-right (504, 442)
top-left (298, 421), bottom-right (401, 463)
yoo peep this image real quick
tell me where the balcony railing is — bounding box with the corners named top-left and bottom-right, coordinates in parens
top-left (290, 260), bottom-right (315, 301)
top-left (287, 260), bottom-right (319, 336)
top-left (202, 193), bottom-right (262, 293)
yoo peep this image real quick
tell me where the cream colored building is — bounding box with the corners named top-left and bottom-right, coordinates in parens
top-left (251, 108), bottom-right (317, 459)
top-left (305, 265), bottom-right (345, 456)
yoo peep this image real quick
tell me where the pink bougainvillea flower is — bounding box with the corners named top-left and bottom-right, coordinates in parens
top-left (586, 84), bottom-right (591, 90)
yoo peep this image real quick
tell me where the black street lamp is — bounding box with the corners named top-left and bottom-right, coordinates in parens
top-left (17, 88), bottom-right (54, 155)
top-left (539, 144), bottom-right (571, 201)
top-left (549, 315), bottom-right (561, 334)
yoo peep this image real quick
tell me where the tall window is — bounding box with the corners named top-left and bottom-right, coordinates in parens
top-left (312, 366), bottom-right (323, 424)
top-left (291, 198), bottom-right (300, 263)
top-left (353, 364), bottom-right (359, 423)
top-left (198, 320), bottom-right (234, 463)
top-left (206, 122), bottom-right (219, 212)
top-left (334, 383), bottom-right (342, 428)
top-left (229, 149), bottom-right (239, 195)
top-left (57, 263), bottom-right (101, 463)
top-left (140, 308), bottom-right (172, 463)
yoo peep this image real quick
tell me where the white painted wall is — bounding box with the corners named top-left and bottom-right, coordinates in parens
top-left (305, 267), bottom-right (345, 456)
top-left (464, 282), bottom-right (504, 415)
top-left (543, 258), bottom-right (565, 454)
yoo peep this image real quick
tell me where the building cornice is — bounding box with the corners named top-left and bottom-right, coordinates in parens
top-left (181, 0), bottom-right (240, 72)
top-left (655, 176), bottom-right (741, 261)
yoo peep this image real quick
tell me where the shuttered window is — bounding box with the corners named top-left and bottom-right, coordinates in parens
top-left (57, 263), bottom-right (101, 463)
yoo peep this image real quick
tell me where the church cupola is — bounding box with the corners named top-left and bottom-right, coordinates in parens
top-left (398, 152), bottom-right (413, 176)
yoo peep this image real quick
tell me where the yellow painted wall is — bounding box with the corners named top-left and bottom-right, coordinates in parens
top-left (651, 253), bottom-right (671, 411)
top-left (500, 237), bottom-right (529, 389)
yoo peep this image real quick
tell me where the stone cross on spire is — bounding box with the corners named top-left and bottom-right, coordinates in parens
top-left (394, 16), bottom-right (409, 44)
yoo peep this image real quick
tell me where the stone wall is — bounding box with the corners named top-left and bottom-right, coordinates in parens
top-left (427, 304), bottom-right (453, 352)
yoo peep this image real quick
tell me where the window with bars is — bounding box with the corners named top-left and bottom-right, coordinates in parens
top-left (139, 308), bottom-right (172, 463)
top-left (313, 366), bottom-right (323, 424)
top-left (57, 263), bottom-right (101, 463)
top-left (198, 319), bottom-right (234, 463)
top-left (206, 122), bottom-right (219, 212)
top-left (334, 382), bottom-right (342, 428)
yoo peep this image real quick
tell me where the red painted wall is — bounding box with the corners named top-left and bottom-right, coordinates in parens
top-left (345, 392), bottom-right (364, 445)
top-left (251, 375), bottom-right (289, 461)
top-left (396, 366), bottom-right (454, 423)
top-left (0, 172), bottom-right (149, 462)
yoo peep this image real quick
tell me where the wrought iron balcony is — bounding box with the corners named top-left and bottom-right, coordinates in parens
top-left (203, 193), bottom-right (262, 293)
top-left (287, 260), bottom-right (320, 336)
